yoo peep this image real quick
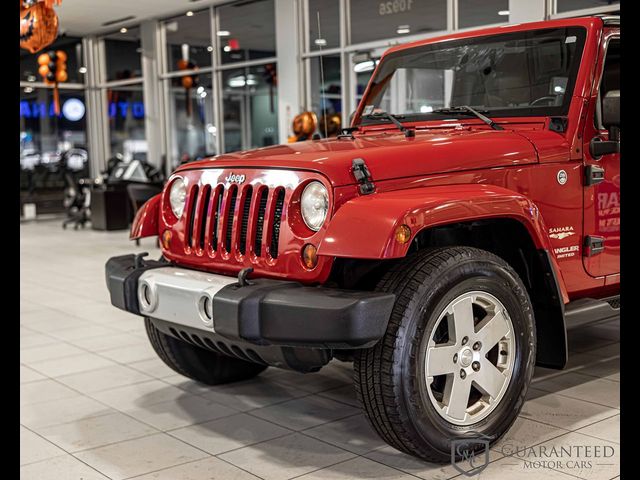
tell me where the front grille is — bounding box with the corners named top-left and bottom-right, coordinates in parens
top-left (184, 182), bottom-right (286, 259)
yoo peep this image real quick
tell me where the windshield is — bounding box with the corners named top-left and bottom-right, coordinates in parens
top-left (359, 26), bottom-right (587, 124)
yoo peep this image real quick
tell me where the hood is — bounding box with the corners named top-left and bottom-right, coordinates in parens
top-left (178, 127), bottom-right (539, 186)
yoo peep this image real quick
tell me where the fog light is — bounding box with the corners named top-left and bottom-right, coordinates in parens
top-left (161, 230), bottom-right (172, 249)
top-left (302, 243), bottom-right (318, 269)
top-left (395, 224), bottom-right (411, 244)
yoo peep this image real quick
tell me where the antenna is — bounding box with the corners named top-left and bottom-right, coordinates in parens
top-left (316, 11), bottom-right (328, 139)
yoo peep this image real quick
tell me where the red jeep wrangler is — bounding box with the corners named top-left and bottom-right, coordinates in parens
top-left (106, 16), bottom-right (620, 462)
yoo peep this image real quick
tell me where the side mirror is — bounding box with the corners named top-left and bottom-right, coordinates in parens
top-left (602, 90), bottom-right (620, 131)
top-left (590, 90), bottom-right (620, 158)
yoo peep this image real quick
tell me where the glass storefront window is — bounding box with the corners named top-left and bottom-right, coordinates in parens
top-left (309, 55), bottom-right (342, 137)
top-left (217, 0), bottom-right (276, 64)
top-left (20, 36), bottom-right (85, 84)
top-left (458, 0), bottom-right (509, 29)
top-left (104, 27), bottom-right (142, 81)
top-left (221, 64), bottom-right (279, 153)
top-left (168, 73), bottom-right (216, 169)
top-left (557, 0), bottom-right (619, 13)
top-left (107, 85), bottom-right (147, 161)
top-left (349, 0), bottom-right (446, 45)
top-left (164, 10), bottom-right (212, 72)
top-left (308, 0), bottom-right (340, 51)
top-left (20, 88), bottom-right (89, 194)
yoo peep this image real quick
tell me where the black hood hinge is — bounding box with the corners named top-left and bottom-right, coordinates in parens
top-left (351, 158), bottom-right (375, 195)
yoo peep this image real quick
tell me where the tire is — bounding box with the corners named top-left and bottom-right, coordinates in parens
top-left (354, 247), bottom-right (536, 463)
top-left (145, 318), bottom-right (267, 385)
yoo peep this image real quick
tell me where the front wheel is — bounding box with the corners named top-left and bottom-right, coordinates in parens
top-left (354, 247), bottom-right (536, 462)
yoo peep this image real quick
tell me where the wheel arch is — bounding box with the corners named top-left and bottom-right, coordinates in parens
top-left (130, 193), bottom-right (161, 240)
top-left (321, 185), bottom-right (568, 369)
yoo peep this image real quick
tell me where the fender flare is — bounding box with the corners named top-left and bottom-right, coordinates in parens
top-left (319, 184), bottom-right (567, 301)
top-left (130, 194), bottom-right (161, 240)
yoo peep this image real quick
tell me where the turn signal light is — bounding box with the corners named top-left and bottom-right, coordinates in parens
top-left (302, 243), bottom-right (318, 269)
top-left (395, 224), bottom-right (411, 244)
top-left (161, 230), bottom-right (172, 249)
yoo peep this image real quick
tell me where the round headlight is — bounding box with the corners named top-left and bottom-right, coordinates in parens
top-left (169, 178), bottom-right (187, 218)
top-left (300, 181), bottom-right (329, 231)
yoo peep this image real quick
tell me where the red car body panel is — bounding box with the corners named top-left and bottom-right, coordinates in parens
top-left (130, 194), bottom-right (160, 240)
top-left (131, 17), bottom-right (619, 304)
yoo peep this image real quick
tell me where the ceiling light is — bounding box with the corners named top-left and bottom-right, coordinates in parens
top-left (207, 45), bottom-right (213, 52)
top-left (397, 25), bottom-right (410, 34)
top-left (229, 75), bottom-right (246, 88)
top-left (314, 38), bottom-right (327, 46)
top-left (27, 75), bottom-right (36, 82)
top-left (78, 67), bottom-right (87, 74)
top-left (498, 10), bottom-right (509, 16)
top-left (196, 86), bottom-right (204, 94)
top-left (24, 87), bottom-right (34, 93)
top-left (186, 11), bottom-right (194, 16)
top-left (420, 105), bottom-right (433, 113)
top-left (223, 45), bottom-right (231, 52)
top-left (353, 59), bottom-right (379, 73)
top-left (120, 27), bottom-right (128, 33)
top-left (217, 30), bottom-right (230, 36)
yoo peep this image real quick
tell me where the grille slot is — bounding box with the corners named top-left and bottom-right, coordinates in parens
top-left (239, 186), bottom-right (253, 255)
top-left (270, 189), bottom-right (285, 259)
top-left (225, 187), bottom-right (238, 253)
top-left (185, 185), bottom-right (199, 248)
top-left (211, 186), bottom-right (223, 251)
top-left (198, 186), bottom-right (212, 250)
top-left (254, 188), bottom-right (269, 257)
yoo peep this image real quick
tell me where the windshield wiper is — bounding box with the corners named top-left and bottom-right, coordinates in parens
top-left (432, 106), bottom-right (504, 131)
top-left (362, 111), bottom-right (415, 138)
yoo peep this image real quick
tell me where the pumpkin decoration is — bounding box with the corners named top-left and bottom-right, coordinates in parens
top-left (319, 113), bottom-right (342, 138)
top-left (288, 111), bottom-right (318, 143)
top-left (20, 0), bottom-right (62, 54)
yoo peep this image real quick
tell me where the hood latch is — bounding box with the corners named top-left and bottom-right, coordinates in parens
top-left (352, 158), bottom-right (375, 195)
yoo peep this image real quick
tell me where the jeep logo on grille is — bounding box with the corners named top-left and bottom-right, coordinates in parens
top-left (225, 173), bottom-right (246, 184)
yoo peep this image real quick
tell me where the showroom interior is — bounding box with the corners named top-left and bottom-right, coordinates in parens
top-left (21, 1), bottom-right (620, 479)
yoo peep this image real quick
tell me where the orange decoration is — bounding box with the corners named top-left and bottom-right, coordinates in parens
top-left (181, 76), bottom-right (193, 89)
top-left (55, 49), bottom-right (67, 62)
top-left (319, 113), bottom-right (342, 138)
top-left (37, 52), bottom-right (49, 65)
top-left (38, 64), bottom-right (49, 77)
top-left (20, 1), bottom-right (61, 54)
top-left (55, 69), bottom-right (67, 82)
top-left (177, 58), bottom-right (199, 117)
top-left (288, 111), bottom-right (318, 143)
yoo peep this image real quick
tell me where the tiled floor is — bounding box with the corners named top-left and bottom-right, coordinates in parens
top-left (20, 220), bottom-right (620, 480)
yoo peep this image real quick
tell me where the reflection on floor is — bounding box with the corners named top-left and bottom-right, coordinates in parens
top-left (20, 220), bottom-right (620, 480)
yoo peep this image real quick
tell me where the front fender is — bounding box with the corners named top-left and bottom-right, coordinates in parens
top-left (320, 183), bottom-right (568, 305)
top-left (130, 194), bottom-right (161, 240)
top-left (320, 184), bottom-right (554, 259)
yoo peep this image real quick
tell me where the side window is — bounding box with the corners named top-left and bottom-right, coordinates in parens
top-left (596, 38), bottom-right (620, 130)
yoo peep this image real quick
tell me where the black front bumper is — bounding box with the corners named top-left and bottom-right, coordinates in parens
top-left (105, 254), bottom-right (395, 349)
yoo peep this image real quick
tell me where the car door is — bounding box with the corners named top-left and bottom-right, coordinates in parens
top-left (582, 31), bottom-right (620, 278)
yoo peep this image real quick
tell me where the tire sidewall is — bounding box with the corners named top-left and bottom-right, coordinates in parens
top-left (396, 255), bottom-right (536, 457)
